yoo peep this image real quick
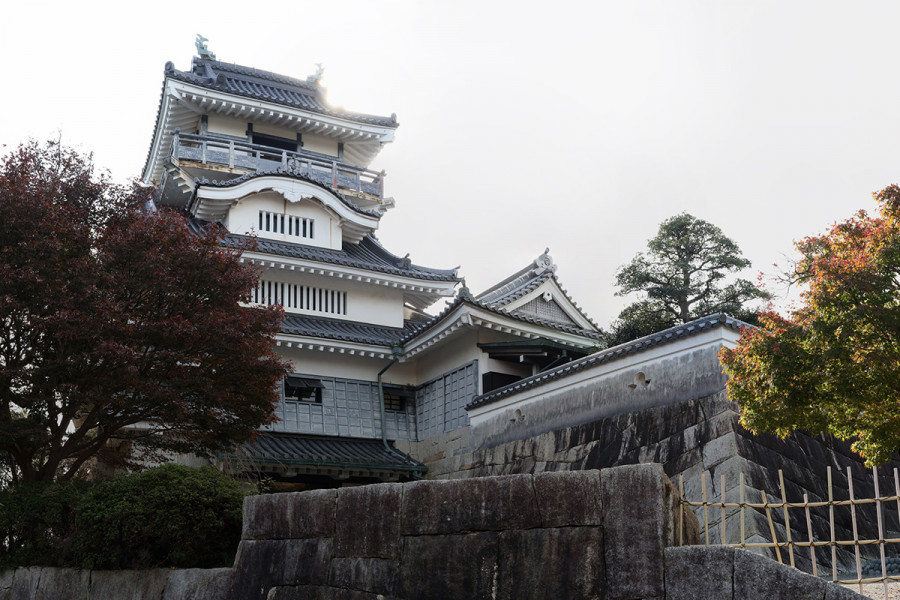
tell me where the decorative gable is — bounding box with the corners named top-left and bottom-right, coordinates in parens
top-left (510, 296), bottom-right (579, 328)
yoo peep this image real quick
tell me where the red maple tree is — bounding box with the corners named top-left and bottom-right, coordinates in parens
top-left (0, 141), bottom-right (288, 484)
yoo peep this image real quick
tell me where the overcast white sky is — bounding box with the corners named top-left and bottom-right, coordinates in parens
top-left (3, 1), bottom-right (898, 328)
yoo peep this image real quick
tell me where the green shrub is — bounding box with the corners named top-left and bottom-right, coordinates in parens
top-left (0, 464), bottom-right (248, 569)
top-left (0, 479), bottom-right (89, 568)
top-left (73, 464), bottom-right (247, 569)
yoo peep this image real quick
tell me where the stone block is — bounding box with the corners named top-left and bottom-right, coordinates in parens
top-left (162, 568), bottom-right (232, 600)
top-left (733, 549), bottom-right (826, 600)
top-left (328, 557), bottom-right (399, 596)
top-left (0, 570), bottom-right (12, 600)
top-left (8, 568), bottom-right (40, 600)
top-left (400, 474), bottom-right (540, 535)
top-left (33, 568), bottom-right (89, 600)
top-left (399, 532), bottom-right (498, 600)
top-left (242, 489), bottom-right (337, 540)
top-left (664, 546), bottom-right (734, 600)
top-left (601, 464), bottom-right (672, 600)
top-left (701, 431), bottom-right (739, 471)
top-left (89, 570), bottom-right (170, 600)
top-left (334, 484), bottom-right (402, 559)
top-left (497, 527), bottom-right (604, 600)
top-left (533, 470), bottom-right (603, 527)
top-left (230, 539), bottom-right (332, 600)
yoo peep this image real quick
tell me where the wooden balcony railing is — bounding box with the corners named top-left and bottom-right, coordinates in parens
top-left (172, 131), bottom-right (385, 197)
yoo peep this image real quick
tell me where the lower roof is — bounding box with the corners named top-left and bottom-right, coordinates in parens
top-left (226, 432), bottom-right (426, 475)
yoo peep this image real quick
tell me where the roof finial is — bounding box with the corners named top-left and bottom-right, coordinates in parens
top-left (458, 278), bottom-right (473, 301)
top-left (195, 34), bottom-right (216, 60)
top-left (532, 248), bottom-right (556, 275)
top-left (307, 63), bottom-right (325, 85)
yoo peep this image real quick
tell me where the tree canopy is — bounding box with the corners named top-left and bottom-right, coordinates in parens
top-left (0, 141), bottom-right (289, 484)
top-left (610, 213), bottom-right (768, 344)
top-left (721, 186), bottom-right (900, 466)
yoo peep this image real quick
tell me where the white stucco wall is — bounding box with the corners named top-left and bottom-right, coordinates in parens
top-left (302, 133), bottom-right (339, 157)
top-left (207, 114), bottom-right (247, 138)
top-left (226, 192), bottom-right (342, 249)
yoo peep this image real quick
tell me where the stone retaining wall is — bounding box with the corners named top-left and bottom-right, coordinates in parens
top-left (405, 392), bottom-right (900, 575)
top-left (0, 465), bottom-right (871, 600)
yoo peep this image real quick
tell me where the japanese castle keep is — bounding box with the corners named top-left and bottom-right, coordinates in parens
top-left (136, 46), bottom-right (900, 574)
top-left (142, 45), bottom-right (604, 489)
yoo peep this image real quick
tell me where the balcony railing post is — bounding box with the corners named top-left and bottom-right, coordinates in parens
top-left (282, 151), bottom-right (287, 167)
top-left (201, 139), bottom-right (207, 164)
top-left (332, 162), bottom-right (338, 190)
top-left (228, 141), bottom-right (235, 169)
top-left (172, 129), bottom-right (180, 160)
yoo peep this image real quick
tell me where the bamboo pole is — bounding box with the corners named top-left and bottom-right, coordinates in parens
top-left (803, 493), bottom-right (817, 577)
top-left (873, 466), bottom-right (888, 600)
top-left (778, 470), bottom-right (795, 568)
top-left (702, 472), bottom-right (710, 546)
top-left (828, 467), bottom-right (837, 584)
top-left (721, 474), bottom-right (727, 546)
top-left (740, 472), bottom-right (746, 550)
top-left (679, 474), bottom-right (685, 547)
top-left (761, 489), bottom-right (783, 563)
top-left (848, 466), bottom-right (863, 594)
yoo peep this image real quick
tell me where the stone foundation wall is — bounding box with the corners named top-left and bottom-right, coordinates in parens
top-left (0, 464), bottom-right (872, 600)
top-left (410, 392), bottom-right (900, 575)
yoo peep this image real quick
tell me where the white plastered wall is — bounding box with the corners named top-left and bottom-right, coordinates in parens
top-left (303, 133), bottom-right (339, 157)
top-left (207, 114), bottom-right (248, 138)
top-left (226, 191), bottom-right (342, 250)
top-left (281, 347), bottom-right (418, 384)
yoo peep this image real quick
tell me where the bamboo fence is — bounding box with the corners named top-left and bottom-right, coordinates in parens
top-left (679, 466), bottom-right (900, 598)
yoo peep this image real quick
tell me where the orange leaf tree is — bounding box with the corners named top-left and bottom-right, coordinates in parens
top-left (0, 141), bottom-right (289, 484)
top-left (721, 186), bottom-right (900, 465)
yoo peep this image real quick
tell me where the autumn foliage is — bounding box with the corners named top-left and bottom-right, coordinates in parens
top-left (721, 186), bottom-right (900, 465)
top-left (0, 141), bottom-right (288, 484)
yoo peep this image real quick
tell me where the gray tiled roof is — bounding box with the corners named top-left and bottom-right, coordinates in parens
top-left (229, 432), bottom-right (425, 474)
top-left (281, 312), bottom-right (422, 346)
top-left (167, 58), bottom-right (398, 127)
top-left (400, 287), bottom-right (606, 346)
top-left (223, 232), bottom-right (460, 282)
top-left (192, 168), bottom-right (381, 218)
top-left (475, 251), bottom-right (600, 331)
top-left (466, 313), bottom-right (752, 410)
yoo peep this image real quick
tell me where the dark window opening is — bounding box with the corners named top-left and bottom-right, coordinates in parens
top-left (383, 385), bottom-right (414, 412)
top-left (482, 372), bottom-right (523, 394)
top-left (284, 376), bottom-right (324, 403)
top-left (252, 132), bottom-right (298, 153)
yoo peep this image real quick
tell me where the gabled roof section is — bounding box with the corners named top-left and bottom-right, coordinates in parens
top-left (476, 250), bottom-right (600, 333)
top-left (400, 283), bottom-right (605, 354)
top-left (466, 313), bottom-right (751, 409)
top-left (169, 57), bottom-right (398, 128)
top-left (224, 232), bottom-right (460, 283)
top-left (191, 167), bottom-right (381, 219)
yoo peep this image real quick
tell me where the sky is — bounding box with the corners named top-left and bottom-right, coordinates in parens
top-left (2, 1), bottom-right (898, 328)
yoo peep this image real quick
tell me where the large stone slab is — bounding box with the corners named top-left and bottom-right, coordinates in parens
top-left (665, 545), bottom-right (734, 600)
top-left (497, 527), bottom-right (604, 600)
top-left (400, 474), bottom-right (540, 535)
top-left (89, 569), bottom-right (170, 600)
top-left (733, 549), bottom-right (825, 600)
top-left (163, 568), bottom-right (232, 600)
top-left (8, 568), bottom-right (40, 600)
top-left (399, 532), bottom-right (498, 599)
top-left (242, 489), bottom-right (337, 540)
top-left (230, 539), bottom-right (332, 600)
top-left (32, 568), bottom-right (89, 600)
top-left (601, 463), bottom-right (672, 600)
top-left (333, 484), bottom-right (402, 559)
top-left (327, 557), bottom-right (398, 597)
top-left (533, 470), bottom-right (603, 527)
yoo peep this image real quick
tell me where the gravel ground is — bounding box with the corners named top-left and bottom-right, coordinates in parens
top-left (837, 581), bottom-right (900, 599)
